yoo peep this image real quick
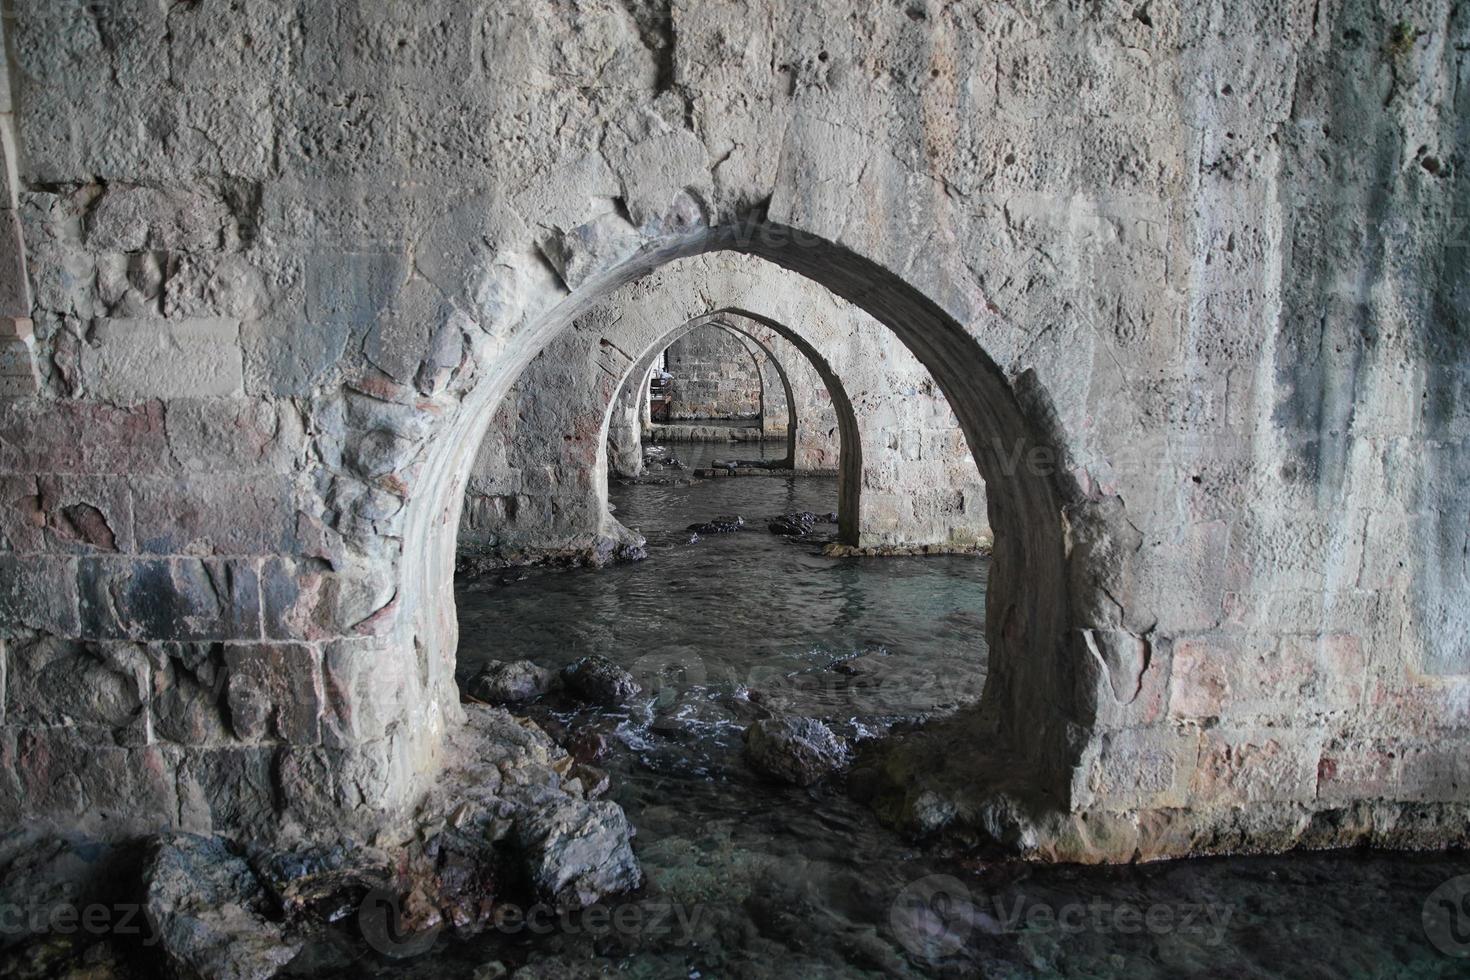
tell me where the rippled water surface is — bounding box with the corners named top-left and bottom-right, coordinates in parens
top-left (420, 441), bottom-right (1469, 978)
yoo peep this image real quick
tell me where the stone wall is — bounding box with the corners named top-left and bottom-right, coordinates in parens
top-left (665, 324), bottom-right (762, 420)
top-left (0, 0), bottom-right (1466, 860)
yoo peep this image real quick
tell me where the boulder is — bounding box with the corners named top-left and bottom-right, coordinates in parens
top-left (511, 800), bottom-right (643, 910)
top-left (467, 660), bottom-right (553, 704)
top-left (143, 834), bottom-right (301, 980)
top-left (743, 717), bottom-right (851, 787)
top-left (559, 656), bottom-right (641, 707)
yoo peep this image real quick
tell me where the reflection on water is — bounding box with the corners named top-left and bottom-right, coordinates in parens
top-left (435, 442), bottom-right (1470, 978)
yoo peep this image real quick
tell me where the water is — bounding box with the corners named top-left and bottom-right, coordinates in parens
top-left (435, 442), bottom-right (1470, 978)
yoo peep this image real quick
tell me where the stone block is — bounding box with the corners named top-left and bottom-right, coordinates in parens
top-left (0, 337), bottom-right (38, 396)
top-left (0, 372), bottom-right (39, 398)
top-left (4, 637), bottom-right (148, 743)
top-left (175, 745), bottom-right (280, 834)
top-left (1315, 738), bottom-right (1399, 804)
top-left (364, 276), bottom-right (450, 384)
top-left (260, 557), bottom-right (331, 642)
top-left (1395, 741), bottom-right (1470, 803)
top-left (222, 643), bottom-right (323, 745)
top-left (1084, 726), bottom-right (1199, 810)
top-left (0, 315), bottom-right (32, 340)
top-left (0, 475), bottom-right (44, 551)
top-left (1168, 637), bottom-right (1233, 721)
top-left (28, 475), bottom-right (133, 553)
top-left (242, 317), bottom-right (356, 396)
top-left (86, 185), bottom-right (234, 252)
top-left (163, 398), bottom-right (307, 474)
top-left (81, 318), bottom-right (244, 401)
top-left (1168, 633), bottom-right (1366, 723)
top-left (1189, 728), bottom-right (1320, 805)
top-left (146, 644), bottom-right (232, 746)
top-left (305, 250), bottom-right (408, 325)
top-left (320, 638), bottom-right (413, 749)
top-left (11, 728), bottom-right (177, 829)
top-left (0, 555), bottom-right (79, 634)
top-left (78, 556), bottom-right (262, 642)
top-left (1077, 628), bottom-right (1167, 728)
top-left (129, 474), bottom-right (302, 556)
top-left (163, 253), bottom-right (280, 320)
top-left (0, 400), bottom-right (170, 476)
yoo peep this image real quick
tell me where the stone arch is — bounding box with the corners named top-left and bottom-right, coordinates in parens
top-left (610, 318), bottom-right (803, 475)
top-left (407, 225), bottom-right (1080, 809)
top-left (661, 321), bottom-right (763, 424)
top-left (456, 295), bottom-right (867, 557)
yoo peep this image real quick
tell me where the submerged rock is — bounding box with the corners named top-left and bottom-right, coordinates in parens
top-left (560, 656), bottom-right (641, 707)
top-left (744, 717), bottom-right (851, 787)
top-left (511, 800), bottom-right (643, 910)
top-left (769, 511), bottom-right (839, 536)
top-left (467, 660), bottom-right (553, 704)
top-left (144, 834), bottom-right (301, 980)
top-left (686, 515), bottom-right (744, 534)
top-left (769, 512), bottom-right (841, 536)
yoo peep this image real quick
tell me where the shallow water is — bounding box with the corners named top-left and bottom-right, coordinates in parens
top-left (422, 442), bottom-right (1469, 978)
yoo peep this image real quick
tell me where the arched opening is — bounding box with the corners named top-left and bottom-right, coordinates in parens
top-left (600, 310), bottom-right (861, 544)
top-left (661, 323), bottom-right (763, 427)
top-left (408, 225), bottom-right (1073, 813)
top-left (614, 318), bottom-right (803, 476)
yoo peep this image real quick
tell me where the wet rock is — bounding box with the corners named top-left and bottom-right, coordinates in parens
top-left (250, 842), bottom-right (392, 925)
top-left (568, 764), bottom-right (611, 800)
top-left (511, 799), bottom-right (643, 910)
top-left (565, 731), bottom-right (608, 763)
top-left (770, 511), bottom-right (839, 536)
top-left (744, 717), bottom-right (851, 787)
top-left (143, 833), bottom-right (301, 980)
top-left (588, 535), bottom-right (648, 567)
top-left (466, 660), bottom-right (553, 704)
top-left (769, 512), bottom-right (816, 536)
top-left (686, 515), bottom-right (743, 534)
top-left (559, 656), bottom-right (641, 707)
top-left (906, 790), bottom-right (958, 836)
top-left (403, 828), bottom-right (501, 934)
top-left (615, 542), bottom-right (648, 562)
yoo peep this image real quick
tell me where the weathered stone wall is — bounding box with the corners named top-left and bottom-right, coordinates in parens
top-left (664, 323), bottom-right (762, 420)
top-left (0, 0), bottom-right (1466, 860)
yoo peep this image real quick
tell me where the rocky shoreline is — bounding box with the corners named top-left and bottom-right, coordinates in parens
top-left (0, 707), bottom-right (644, 980)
